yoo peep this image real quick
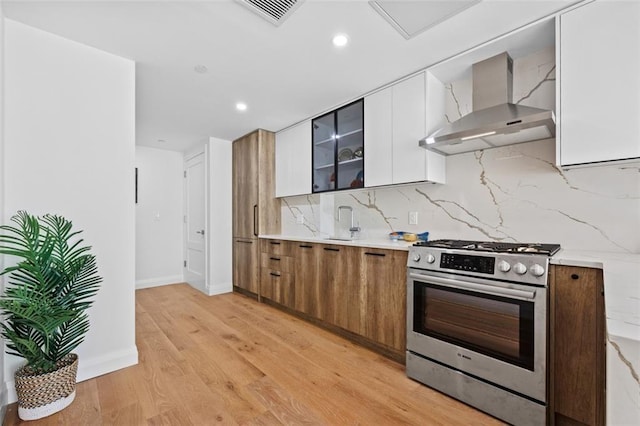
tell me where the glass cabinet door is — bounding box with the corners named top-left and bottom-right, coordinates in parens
top-left (312, 99), bottom-right (364, 193)
top-left (312, 112), bottom-right (336, 192)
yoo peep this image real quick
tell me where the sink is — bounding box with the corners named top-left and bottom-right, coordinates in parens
top-left (324, 237), bottom-right (355, 242)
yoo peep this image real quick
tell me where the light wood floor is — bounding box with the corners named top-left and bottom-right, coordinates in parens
top-left (4, 283), bottom-right (502, 425)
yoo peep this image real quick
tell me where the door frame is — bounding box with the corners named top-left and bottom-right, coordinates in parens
top-left (183, 145), bottom-right (210, 294)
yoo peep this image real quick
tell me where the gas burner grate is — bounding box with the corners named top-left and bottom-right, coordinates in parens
top-left (414, 239), bottom-right (561, 256)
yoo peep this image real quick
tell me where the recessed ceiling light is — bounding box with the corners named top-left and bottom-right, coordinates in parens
top-left (332, 33), bottom-right (349, 47)
top-left (236, 102), bottom-right (248, 112)
top-left (194, 64), bottom-right (208, 74)
top-left (157, 139), bottom-right (166, 143)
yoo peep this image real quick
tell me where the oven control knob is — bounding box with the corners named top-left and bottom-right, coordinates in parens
top-left (425, 254), bottom-right (436, 264)
top-left (497, 260), bottom-right (511, 273)
top-left (529, 264), bottom-right (545, 277)
top-left (513, 262), bottom-right (527, 275)
top-left (412, 253), bottom-right (421, 262)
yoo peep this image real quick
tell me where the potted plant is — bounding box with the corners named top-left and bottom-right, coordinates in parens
top-left (0, 211), bottom-right (102, 420)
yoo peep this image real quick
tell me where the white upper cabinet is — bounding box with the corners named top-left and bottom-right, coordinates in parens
top-left (364, 87), bottom-right (393, 187)
top-left (365, 73), bottom-right (445, 187)
top-left (558, 0), bottom-right (640, 167)
top-left (275, 120), bottom-right (311, 197)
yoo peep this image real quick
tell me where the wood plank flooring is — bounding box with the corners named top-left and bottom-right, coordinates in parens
top-left (3, 283), bottom-right (503, 425)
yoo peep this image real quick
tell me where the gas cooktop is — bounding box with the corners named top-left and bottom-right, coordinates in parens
top-left (413, 239), bottom-right (561, 256)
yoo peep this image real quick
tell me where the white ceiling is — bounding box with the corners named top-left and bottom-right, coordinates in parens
top-left (2, 0), bottom-right (580, 152)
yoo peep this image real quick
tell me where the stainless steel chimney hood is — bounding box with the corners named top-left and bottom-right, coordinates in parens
top-left (419, 52), bottom-right (555, 156)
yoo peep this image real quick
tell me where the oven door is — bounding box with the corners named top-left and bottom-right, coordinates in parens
top-left (407, 268), bottom-right (547, 403)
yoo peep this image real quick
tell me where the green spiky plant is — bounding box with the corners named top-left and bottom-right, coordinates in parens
top-left (0, 211), bottom-right (102, 373)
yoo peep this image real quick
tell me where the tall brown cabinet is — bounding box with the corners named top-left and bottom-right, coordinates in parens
top-left (232, 129), bottom-right (281, 296)
top-left (550, 265), bottom-right (605, 426)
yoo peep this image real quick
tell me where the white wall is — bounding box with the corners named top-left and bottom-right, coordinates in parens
top-left (0, 7), bottom-right (7, 414)
top-left (207, 137), bottom-right (233, 295)
top-left (3, 19), bottom-right (137, 402)
top-left (135, 146), bottom-right (184, 288)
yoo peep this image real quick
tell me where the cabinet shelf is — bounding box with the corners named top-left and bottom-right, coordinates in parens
top-left (337, 128), bottom-right (363, 139)
top-left (314, 162), bottom-right (335, 170)
top-left (338, 158), bottom-right (363, 167)
top-left (314, 137), bottom-right (335, 147)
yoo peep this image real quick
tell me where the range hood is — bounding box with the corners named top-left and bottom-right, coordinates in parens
top-left (419, 52), bottom-right (555, 156)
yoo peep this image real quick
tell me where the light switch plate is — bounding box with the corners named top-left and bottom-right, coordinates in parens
top-left (409, 211), bottom-right (418, 225)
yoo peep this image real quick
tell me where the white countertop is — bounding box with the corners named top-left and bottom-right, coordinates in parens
top-left (259, 234), bottom-right (413, 251)
top-left (551, 249), bottom-right (640, 344)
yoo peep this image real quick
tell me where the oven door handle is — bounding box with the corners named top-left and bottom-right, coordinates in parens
top-left (409, 272), bottom-right (536, 300)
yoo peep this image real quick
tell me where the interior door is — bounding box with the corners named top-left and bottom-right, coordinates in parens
top-left (184, 152), bottom-right (207, 291)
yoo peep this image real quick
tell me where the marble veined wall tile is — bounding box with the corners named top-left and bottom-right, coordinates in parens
top-left (283, 139), bottom-right (640, 253)
top-left (513, 47), bottom-right (555, 109)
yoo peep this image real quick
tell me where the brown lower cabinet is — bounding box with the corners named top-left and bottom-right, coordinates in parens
top-left (259, 240), bottom-right (295, 308)
top-left (318, 245), bottom-right (362, 334)
top-left (258, 238), bottom-right (407, 360)
top-left (550, 264), bottom-right (605, 426)
top-left (362, 248), bottom-right (407, 352)
top-left (232, 238), bottom-right (259, 295)
top-left (293, 243), bottom-right (320, 316)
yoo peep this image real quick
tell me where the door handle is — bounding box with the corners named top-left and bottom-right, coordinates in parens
top-left (253, 204), bottom-right (258, 236)
top-left (408, 272), bottom-right (537, 300)
top-left (364, 252), bottom-right (385, 257)
top-left (196, 229), bottom-right (205, 235)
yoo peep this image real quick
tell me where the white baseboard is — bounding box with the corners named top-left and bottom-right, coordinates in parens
top-left (207, 281), bottom-right (232, 296)
top-left (135, 275), bottom-right (183, 290)
top-left (3, 346), bottom-right (138, 404)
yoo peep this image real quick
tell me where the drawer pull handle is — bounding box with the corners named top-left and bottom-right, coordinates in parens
top-left (270, 241), bottom-right (281, 245)
top-left (270, 272), bottom-right (281, 277)
top-left (236, 240), bottom-right (253, 244)
top-left (365, 252), bottom-right (386, 257)
top-left (270, 257), bottom-right (281, 261)
top-left (324, 247), bottom-right (340, 252)
top-left (571, 274), bottom-right (580, 280)
top-left (299, 245), bottom-right (313, 248)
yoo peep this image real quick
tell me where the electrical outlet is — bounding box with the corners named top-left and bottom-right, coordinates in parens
top-left (408, 211), bottom-right (418, 225)
top-left (296, 214), bottom-right (304, 224)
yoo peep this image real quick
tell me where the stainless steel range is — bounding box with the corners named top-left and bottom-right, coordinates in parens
top-left (406, 239), bottom-right (560, 426)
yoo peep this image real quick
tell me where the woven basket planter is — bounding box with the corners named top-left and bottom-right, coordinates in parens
top-left (15, 353), bottom-right (78, 420)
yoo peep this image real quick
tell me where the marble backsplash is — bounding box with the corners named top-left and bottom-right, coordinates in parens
top-left (281, 138), bottom-right (640, 254)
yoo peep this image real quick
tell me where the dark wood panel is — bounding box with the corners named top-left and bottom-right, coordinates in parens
top-left (363, 249), bottom-right (407, 352)
top-left (232, 131), bottom-right (259, 238)
top-left (318, 245), bottom-right (362, 334)
top-left (232, 238), bottom-right (259, 294)
top-left (260, 267), bottom-right (294, 309)
top-left (293, 243), bottom-right (320, 316)
top-left (550, 265), bottom-right (605, 426)
top-left (256, 130), bottom-right (281, 235)
top-left (260, 252), bottom-right (294, 273)
top-left (260, 238), bottom-right (294, 256)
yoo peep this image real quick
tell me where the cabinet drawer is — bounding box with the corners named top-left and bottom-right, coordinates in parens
top-left (260, 239), bottom-right (293, 256)
top-left (260, 268), bottom-right (294, 307)
top-left (260, 252), bottom-right (294, 273)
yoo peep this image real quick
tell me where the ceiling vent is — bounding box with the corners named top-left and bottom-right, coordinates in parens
top-left (369, 0), bottom-right (480, 39)
top-left (237, 0), bottom-right (304, 26)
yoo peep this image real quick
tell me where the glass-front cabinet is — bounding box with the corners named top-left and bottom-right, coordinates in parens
top-left (312, 99), bottom-right (364, 193)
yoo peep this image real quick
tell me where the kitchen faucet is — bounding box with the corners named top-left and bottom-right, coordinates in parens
top-left (337, 205), bottom-right (361, 239)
